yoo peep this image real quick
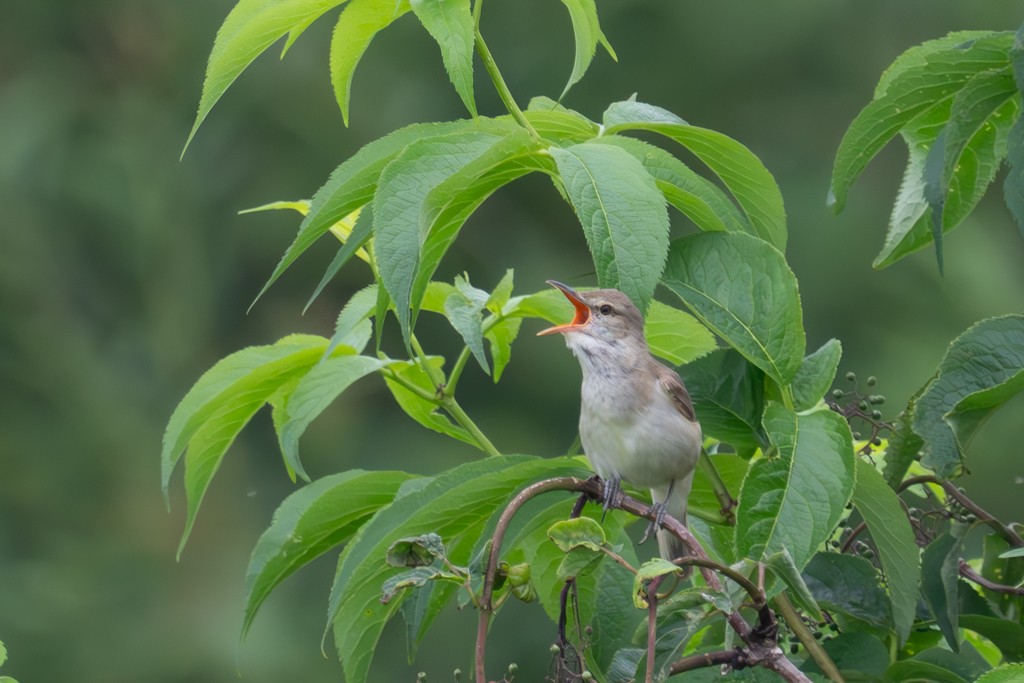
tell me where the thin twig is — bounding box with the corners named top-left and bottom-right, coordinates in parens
top-left (899, 476), bottom-right (1024, 548)
top-left (959, 559), bottom-right (1024, 596)
top-left (840, 522), bottom-right (867, 553)
top-left (645, 575), bottom-right (665, 683)
top-left (669, 648), bottom-right (751, 675)
top-left (774, 592), bottom-right (844, 683)
top-left (697, 451), bottom-right (737, 524)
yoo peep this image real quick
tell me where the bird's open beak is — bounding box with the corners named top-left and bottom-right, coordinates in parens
top-left (537, 280), bottom-right (590, 336)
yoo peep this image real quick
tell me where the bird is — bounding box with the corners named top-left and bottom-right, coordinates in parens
top-left (538, 280), bottom-right (702, 562)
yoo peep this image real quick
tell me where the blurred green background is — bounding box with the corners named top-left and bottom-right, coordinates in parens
top-left (2, 2), bottom-right (1023, 681)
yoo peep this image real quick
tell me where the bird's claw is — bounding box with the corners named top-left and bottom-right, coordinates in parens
top-left (600, 476), bottom-right (622, 523)
top-left (640, 501), bottom-right (669, 544)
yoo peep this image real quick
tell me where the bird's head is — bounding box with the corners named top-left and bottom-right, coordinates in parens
top-left (537, 281), bottom-right (646, 349)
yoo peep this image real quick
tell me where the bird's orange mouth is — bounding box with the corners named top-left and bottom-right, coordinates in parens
top-left (537, 280), bottom-right (590, 335)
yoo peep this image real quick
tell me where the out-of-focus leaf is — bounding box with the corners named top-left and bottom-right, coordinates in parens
top-left (976, 664), bottom-right (1024, 682)
top-left (791, 339), bottom-right (842, 411)
top-left (603, 99), bottom-right (787, 250)
top-left (550, 141), bottom-right (670, 313)
top-left (327, 456), bottom-right (589, 683)
top-left (242, 470), bottom-right (412, 640)
top-left (921, 531), bottom-right (965, 652)
top-left (382, 359), bottom-right (476, 447)
top-left (330, 0), bottom-right (411, 126)
top-left (802, 552), bottom-right (891, 629)
top-left (678, 349), bottom-right (767, 452)
top-left (913, 315), bottom-right (1024, 478)
top-left (325, 284), bottom-right (378, 358)
top-left (736, 405), bottom-right (855, 570)
top-left (852, 460), bottom-right (920, 644)
top-left (1004, 112), bottom-right (1024, 236)
top-left (185, 0), bottom-right (348, 152)
top-left (803, 631), bottom-right (889, 680)
top-left (662, 232), bottom-right (805, 386)
top-left (883, 386), bottom-right (926, 488)
top-left (280, 354), bottom-right (387, 481)
top-left (961, 614), bottom-right (1024, 661)
top-left (409, 0), bottom-right (476, 116)
top-left (887, 647), bottom-right (990, 683)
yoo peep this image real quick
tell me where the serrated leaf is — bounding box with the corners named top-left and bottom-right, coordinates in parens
top-left (163, 335), bottom-right (330, 556)
top-left (327, 456), bottom-right (589, 683)
top-left (305, 205), bottom-right (373, 311)
top-left (913, 315), bottom-right (1024, 478)
top-left (792, 338), bottom-right (842, 411)
top-left (644, 300), bottom-right (717, 366)
top-left (883, 386), bottom-right (926, 488)
top-left (409, 0), bottom-right (476, 116)
top-left (550, 141), bottom-right (670, 312)
top-left (325, 284), bottom-right (378, 358)
top-left (374, 129), bottom-right (508, 341)
top-left (330, 0), bottom-right (411, 126)
top-left (874, 31), bottom-right (995, 98)
top-left (444, 276), bottom-right (489, 374)
top-left (677, 349), bottom-right (767, 452)
top-left (255, 119), bottom-right (511, 307)
top-left (852, 459), bottom-right (920, 644)
top-left (736, 404), bottom-right (855, 570)
top-left (280, 354), bottom-right (388, 481)
top-left (661, 232), bottom-right (805, 386)
top-left (977, 664), bottom-right (1024, 683)
top-left (548, 516), bottom-right (607, 552)
top-left (486, 269), bottom-right (515, 313)
top-left (1003, 109), bottom-right (1024, 236)
top-left (242, 469), bottom-right (412, 640)
top-left (557, 0), bottom-right (601, 99)
top-left (922, 530), bottom-right (965, 652)
top-left (765, 548), bottom-right (822, 621)
top-left (185, 0), bottom-right (347, 152)
top-left (829, 31), bottom-right (1013, 214)
top-left (381, 566), bottom-right (462, 603)
top-left (382, 359), bottom-right (476, 447)
top-left (485, 316), bottom-right (521, 382)
top-left (386, 533), bottom-right (446, 567)
top-left (603, 100), bottom-right (787, 250)
top-left (524, 101), bottom-right (599, 145)
top-left (598, 135), bottom-right (750, 236)
top-left (802, 552), bottom-right (892, 629)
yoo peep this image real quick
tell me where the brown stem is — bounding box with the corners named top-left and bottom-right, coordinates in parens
top-left (959, 559), bottom-right (1024, 596)
top-left (474, 476), bottom-right (813, 683)
top-left (899, 476), bottom-right (1024, 548)
top-left (669, 648), bottom-right (751, 675)
top-left (840, 522), bottom-right (867, 553)
top-left (645, 575), bottom-right (665, 683)
top-left (775, 592), bottom-right (844, 683)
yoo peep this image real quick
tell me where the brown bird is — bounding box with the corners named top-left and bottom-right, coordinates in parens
top-left (539, 281), bottom-right (702, 561)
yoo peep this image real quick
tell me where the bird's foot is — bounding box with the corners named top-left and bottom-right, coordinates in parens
top-left (599, 476), bottom-right (622, 523)
top-left (640, 500), bottom-right (669, 545)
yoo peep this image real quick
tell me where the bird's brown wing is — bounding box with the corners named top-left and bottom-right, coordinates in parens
top-left (656, 365), bottom-right (697, 423)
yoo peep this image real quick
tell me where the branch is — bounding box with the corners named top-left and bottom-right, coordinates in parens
top-left (774, 591), bottom-right (844, 683)
top-left (959, 559), bottom-right (1024, 596)
top-left (899, 476), bottom-right (1024, 548)
top-left (697, 451), bottom-right (737, 524)
top-left (669, 648), bottom-right (751, 675)
top-left (474, 476), bottom-right (813, 683)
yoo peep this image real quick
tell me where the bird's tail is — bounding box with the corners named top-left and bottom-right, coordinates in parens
top-left (651, 472), bottom-right (694, 565)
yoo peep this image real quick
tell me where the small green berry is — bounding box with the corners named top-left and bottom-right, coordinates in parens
top-left (453, 669), bottom-right (462, 682)
top-left (832, 389), bottom-right (845, 399)
top-left (582, 672), bottom-right (594, 682)
top-left (790, 644), bottom-right (799, 654)
top-left (846, 372), bottom-right (856, 382)
top-left (549, 644), bottom-right (561, 655)
top-left (859, 401), bottom-right (869, 411)
top-left (507, 663), bottom-right (518, 674)
top-left (417, 673), bottom-right (427, 682)
top-left (867, 376), bottom-right (877, 386)
top-left (871, 410), bottom-right (883, 420)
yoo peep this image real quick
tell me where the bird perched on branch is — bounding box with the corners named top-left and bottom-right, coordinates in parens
top-left (538, 280), bottom-right (702, 561)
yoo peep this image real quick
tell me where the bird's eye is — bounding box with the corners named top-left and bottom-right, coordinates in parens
top-left (599, 304), bottom-right (613, 315)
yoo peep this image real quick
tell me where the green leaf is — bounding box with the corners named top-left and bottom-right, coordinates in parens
top-left (892, 647), bottom-right (990, 683)
top-left (382, 359), bottom-right (476, 447)
top-left (829, 31), bottom-right (1013, 214)
top-left (852, 459), bottom-right (921, 644)
top-left (443, 278), bottom-right (490, 374)
top-left (921, 530), bottom-right (965, 652)
top-left (485, 316), bottom-right (521, 382)
top-left (550, 141), bottom-right (670, 312)
top-left (305, 204), bottom-right (374, 312)
top-left (409, 0), bottom-right (476, 116)
top-left (524, 98), bottom-right (599, 145)
top-left (556, 0), bottom-right (601, 99)
top-left (805, 631), bottom-right (890, 680)
top-left (688, 453), bottom-right (747, 533)
top-left (256, 119), bottom-right (511, 307)
top-left (736, 405), bottom-right (855, 570)
top-left (330, 0), bottom-right (411, 126)
top-left (184, 0), bottom-right (348, 152)
top-left (603, 99), bottom-right (787, 250)
top-left (413, 130), bottom-right (548, 324)
top-left (884, 660), bottom-right (968, 683)
top-left (327, 456), bottom-right (589, 683)
top-left (644, 300), bottom-right (717, 366)
top-left (765, 548), bottom-right (823, 621)
top-left (607, 648), bottom-right (645, 683)
top-left (242, 470), bottom-right (412, 640)
top-left (791, 339), bottom-right (842, 411)
top-left (999, 547), bottom-right (1024, 559)
top-left (598, 135), bottom-right (750, 236)
top-left (633, 558), bottom-right (682, 608)
top-left (547, 517), bottom-right (607, 552)
top-left (1003, 110), bottom-right (1024, 236)
top-left (678, 350), bottom-right (767, 453)
top-left (661, 232), bottom-right (805, 386)
top-left (324, 284), bottom-right (378, 358)
top-left (162, 335), bottom-right (330, 556)
top-left (802, 552), bottom-right (892, 629)
top-left (486, 269), bottom-right (515, 313)
top-left (0, 640), bottom-right (6, 668)
top-left (374, 129), bottom-right (509, 340)
top-left (386, 533), bottom-right (447, 567)
top-left (976, 664), bottom-right (1024, 682)
top-left (557, 546), bottom-right (606, 580)
top-left (381, 566), bottom-right (463, 603)
top-left (913, 315), bottom-right (1024, 478)
top-left (960, 614), bottom-right (1024, 661)
top-left (883, 387), bottom-right (926, 488)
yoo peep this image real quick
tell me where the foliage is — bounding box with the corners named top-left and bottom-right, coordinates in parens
top-left (165, 2), bottom-right (1024, 682)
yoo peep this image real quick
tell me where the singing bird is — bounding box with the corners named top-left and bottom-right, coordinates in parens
top-left (539, 281), bottom-right (702, 561)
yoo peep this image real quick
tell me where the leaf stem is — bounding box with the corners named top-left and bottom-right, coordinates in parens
top-left (380, 367), bottom-right (439, 403)
top-left (441, 395), bottom-right (501, 457)
top-left (446, 346), bottom-right (473, 394)
top-left (773, 592), bottom-right (844, 683)
top-left (697, 451), bottom-right (737, 524)
top-left (474, 29), bottom-right (539, 139)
